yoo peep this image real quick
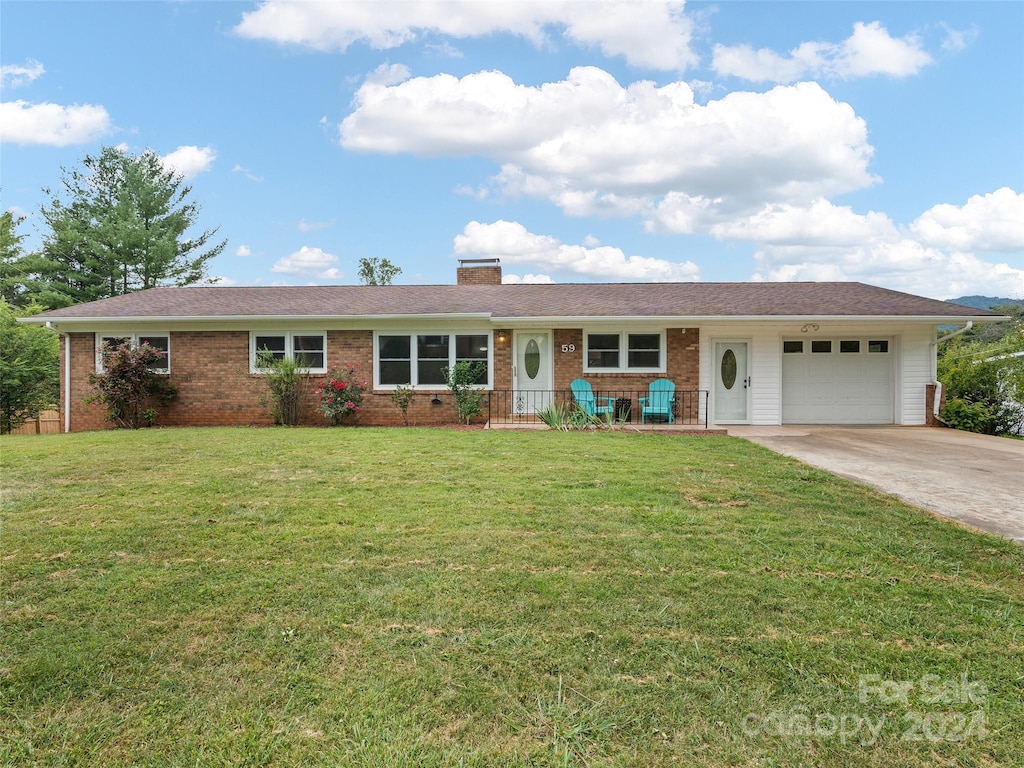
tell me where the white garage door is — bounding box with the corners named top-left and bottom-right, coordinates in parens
top-left (782, 338), bottom-right (894, 424)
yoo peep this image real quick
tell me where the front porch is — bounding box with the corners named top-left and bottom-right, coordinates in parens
top-left (484, 388), bottom-right (715, 431)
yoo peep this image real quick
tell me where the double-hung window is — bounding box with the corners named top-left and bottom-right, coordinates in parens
top-left (96, 333), bottom-right (170, 373)
top-left (584, 331), bottom-right (664, 373)
top-left (250, 332), bottom-right (327, 373)
top-left (375, 332), bottom-right (490, 388)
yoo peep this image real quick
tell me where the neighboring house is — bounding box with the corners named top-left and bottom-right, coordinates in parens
top-left (23, 260), bottom-right (1005, 432)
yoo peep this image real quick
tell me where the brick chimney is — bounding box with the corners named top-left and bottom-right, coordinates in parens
top-left (457, 258), bottom-right (502, 285)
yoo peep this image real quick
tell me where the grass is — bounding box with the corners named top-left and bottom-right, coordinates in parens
top-left (1, 427), bottom-right (1022, 767)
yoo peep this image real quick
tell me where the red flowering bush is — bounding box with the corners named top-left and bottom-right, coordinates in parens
top-left (317, 364), bottom-right (368, 425)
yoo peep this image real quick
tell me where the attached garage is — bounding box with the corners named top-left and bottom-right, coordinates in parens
top-left (781, 337), bottom-right (894, 424)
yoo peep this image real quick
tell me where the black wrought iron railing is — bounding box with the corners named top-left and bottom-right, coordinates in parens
top-left (486, 389), bottom-right (709, 428)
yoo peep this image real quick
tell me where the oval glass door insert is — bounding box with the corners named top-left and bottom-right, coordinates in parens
top-left (721, 348), bottom-right (737, 390)
top-left (524, 339), bottom-right (541, 380)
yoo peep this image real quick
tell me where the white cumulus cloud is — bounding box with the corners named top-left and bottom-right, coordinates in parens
top-left (910, 187), bottom-right (1024, 253)
top-left (1, 59), bottom-right (45, 88)
top-left (235, 245), bottom-right (252, 257)
top-left (454, 220), bottom-right (700, 282)
top-left (235, 0), bottom-right (697, 71)
top-left (342, 66), bottom-right (875, 224)
top-left (160, 145), bottom-right (216, 179)
top-left (748, 190), bottom-right (1024, 299)
top-left (502, 273), bottom-right (555, 284)
top-left (708, 199), bottom-right (898, 246)
top-left (271, 246), bottom-right (341, 280)
top-left (0, 100), bottom-right (110, 146)
top-left (713, 21), bottom-right (933, 83)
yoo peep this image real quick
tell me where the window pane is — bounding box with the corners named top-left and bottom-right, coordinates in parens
top-left (294, 335), bottom-right (325, 369)
top-left (139, 335), bottom-right (170, 371)
top-left (379, 335), bottom-right (411, 359)
top-left (587, 334), bottom-right (619, 368)
top-left (455, 335), bottom-right (488, 384)
top-left (418, 360), bottom-right (448, 386)
top-left (811, 340), bottom-right (832, 353)
top-left (868, 340), bottom-right (889, 353)
top-left (417, 335), bottom-right (449, 358)
top-left (783, 340), bottom-right (803, 353)
top-left (627, 334), bottom-right (660, 368)
top-left (254, 336), bottom-right (286, 366)
top-left (840, 340), bottom-right (860, 353)
top-left (417, 335), bottom-right (449, 385)
top-left (455, 334), bottom-right (488, 359)
top-left (379, 360), bottom-right (411, 385)
top-left (628, 350), bottom-right (660, 368)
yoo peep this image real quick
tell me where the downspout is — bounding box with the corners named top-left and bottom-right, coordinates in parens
top-left (930, 321), bottom-right (973, 420)
top-left (46, 322), bottom-right (71, 434)
top-left (934, 320), bottom-right (973, 347)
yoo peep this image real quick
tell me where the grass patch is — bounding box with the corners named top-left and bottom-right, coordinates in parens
top-left (1, 427), bottom-right (1022, 766)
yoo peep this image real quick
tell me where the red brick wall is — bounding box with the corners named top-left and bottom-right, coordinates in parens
top-left (67, 333), bottom-right (107, 432)
top-left (65, 329), bottom-right (515, 431)
top-left (63, 327), bottom-right (699, 431)
top-left (456, 265), bottom-right (502, 285)
top-left (551, 328), bottom-right (700, 419)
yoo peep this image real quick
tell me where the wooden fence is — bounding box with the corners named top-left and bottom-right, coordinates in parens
top-left (10, 410), bottom-right (62, 435)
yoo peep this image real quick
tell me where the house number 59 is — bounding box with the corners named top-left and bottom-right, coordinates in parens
top-left (561, 344), bottom-right (576, 353)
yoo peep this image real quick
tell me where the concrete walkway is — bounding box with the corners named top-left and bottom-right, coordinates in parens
top-left (725, 425), bottom-right (1024, 543)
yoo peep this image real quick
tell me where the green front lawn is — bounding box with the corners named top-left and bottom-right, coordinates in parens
top-left (1, 428), bottom-right (1021, 767)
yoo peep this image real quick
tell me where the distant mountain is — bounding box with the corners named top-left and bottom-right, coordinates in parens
top-left (948, 296), bottom-right (1024, 310)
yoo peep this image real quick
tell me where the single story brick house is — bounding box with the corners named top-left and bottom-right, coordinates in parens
top-left (24, 260), bottom-right (1003, 432)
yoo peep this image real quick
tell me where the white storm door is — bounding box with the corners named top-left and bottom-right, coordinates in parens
top-left (513, 331), bottom-right (552, 414)
top-left (714, 341), bottom-right (750, 422)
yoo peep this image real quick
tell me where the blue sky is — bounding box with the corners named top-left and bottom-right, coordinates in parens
top-left (2, 1), bottom-right (1022, 299)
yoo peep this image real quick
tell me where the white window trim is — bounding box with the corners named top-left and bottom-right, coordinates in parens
top-left (583, 330), bottom-right (666, 374)
top-left (96, 333), bottom-right (171, 373)
top-left (249, 332), bottom-right (328, 374)
top-left (373, 331), bottom-right (493, 390)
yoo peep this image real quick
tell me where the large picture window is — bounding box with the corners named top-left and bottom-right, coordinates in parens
top-left (96, 333), bottom-right (170, 373)
top-left (250, 332), bottom-right (327, 373)
top-left (375, 332), bottom-right (491, 388)
top-left (584, 331), bottom-right (665, 373)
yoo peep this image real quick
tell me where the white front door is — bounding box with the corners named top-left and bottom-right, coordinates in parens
top-left (513, 331), bottom-right (552, 414)
top-left (714, 341), bottom-right (749, 422)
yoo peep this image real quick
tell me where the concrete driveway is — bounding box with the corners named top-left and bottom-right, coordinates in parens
top-left (726, 426), bottom-right (1024, 543)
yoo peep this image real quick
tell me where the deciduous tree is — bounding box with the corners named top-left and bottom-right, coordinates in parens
top-left (357, 257), bottom-right (401, 285)
top-left (0, 300), bottom-right (59, 433)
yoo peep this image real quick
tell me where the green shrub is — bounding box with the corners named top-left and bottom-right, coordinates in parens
top-left (259, 355), bottom-right (305, 426)
top-left (0, 300), bottom-right (59, 433)
top-left (87, 342), bottom-right (176, 428)
top-left (940, 398), bottom-right (998, 435)
top-left (536, 401), bottom-right (623, 431)
top-left (938, 333), bottom-right (1024, 436)
top-left (316, 364), bottom-right (367, 425)
top-left (391, 384), bottom-right (415, 426)
top-left (443, 361), bottom-right (486, 424)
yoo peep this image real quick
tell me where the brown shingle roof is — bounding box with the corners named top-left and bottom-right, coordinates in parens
top-left (30, 282), bottom-right (1002, 321)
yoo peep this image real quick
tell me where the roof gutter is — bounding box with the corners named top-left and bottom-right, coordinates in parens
top-left (19, 312), bottom-right (495, 326)
top-left (490, 314), bottom-right (1001, 325)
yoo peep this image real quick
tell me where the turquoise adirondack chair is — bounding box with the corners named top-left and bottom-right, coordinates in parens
top-left (639, 379), bottom-right (676, 424)
top-left (570, 379), bottom-right (615, 418)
